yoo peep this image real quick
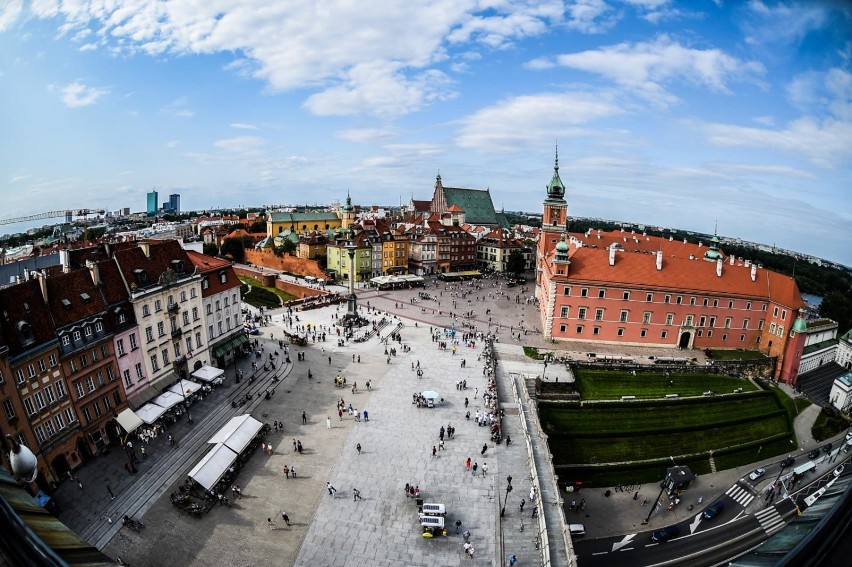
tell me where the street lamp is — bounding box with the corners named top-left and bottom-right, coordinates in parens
top-left (643, 469), bottom-right (670, 525)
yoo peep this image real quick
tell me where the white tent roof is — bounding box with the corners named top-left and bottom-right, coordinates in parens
top-left (207, 414), bottom-right (264, 454)
top-left (152, 391), bottom-right (184, 410)
top-left (188, 444), bottom-right (237, 491)
top-left (192, 365), bottom-right (225, 383)
top-left (135, 403), bottom-right (168, 425)
top-left (168, 379), bottom-right (203, 397)
top-left (116, 408), bottom-right (144, 434)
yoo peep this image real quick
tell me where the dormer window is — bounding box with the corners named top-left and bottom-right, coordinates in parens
top-left (73, 330), bottom-right (81, 341)
top-left (219, 272), bottom-right (227, 284)
top-left (17, 321), bottom-right (34, 345)
top-left (171, 260), bottom-right (185, 273)
top-left (133, 269), bottom-right (149, 286)
top-left (61, 299), bottom-right (72, 309)
top-left (80, 292), bottom-right (91, 302)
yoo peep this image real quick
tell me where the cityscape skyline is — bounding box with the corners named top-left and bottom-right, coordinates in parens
top-left (1, 1), bottom-right (850, 265)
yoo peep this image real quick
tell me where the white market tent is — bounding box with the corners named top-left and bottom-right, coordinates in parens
top-left (116, 408), bottom-right (144, 434)
top-left (168, 379), bottom-right (203, 397)
top-left (192, 365), bottom-right (225, 384)
top-left (152, 391), bottom-right (184, 410)
top-left (187, 444), bottom-right (238, 491)
top-left (207, 414), bottom-right (264, 454)
top-left (135, 403), bottom-right (168, 425)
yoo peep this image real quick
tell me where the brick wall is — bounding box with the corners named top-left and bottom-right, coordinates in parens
top-left (243, 249), bottom-right (327, 279)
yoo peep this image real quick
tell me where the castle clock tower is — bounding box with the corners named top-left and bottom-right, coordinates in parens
top-left (537, 147), bottom-right (568, 287)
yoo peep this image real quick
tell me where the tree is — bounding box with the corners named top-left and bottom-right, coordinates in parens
top-left (507, 249), bottom-right (526, 275)
top-left (820, 291), bottom-right (852, 334)
top-left (250, 220), bottom-right (267, 234)
top-left (203, 243), bottom-right (219, 257)
top-left (220, 238), bottom-right (245, 262)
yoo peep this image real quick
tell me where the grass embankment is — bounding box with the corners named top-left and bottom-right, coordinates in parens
top-left (574, 369), bottom-right (758, 400)
top-left (239, 276), bottom-right (297, 309)
top-left (705, 349), bottom-right (768, 361)
top-left (544, 371), bottom-right (798, 486)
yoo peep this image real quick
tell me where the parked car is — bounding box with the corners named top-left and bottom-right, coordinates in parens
top-left (808, 449), bottom-right (821, 459)
top-left (834, 465), bottom-right (845, 477)
top-left (749, 468), bottom-right (766, 481)
top-left (703, 501), bottom-right (725, 520)
top-left (781, 456), bottom-right (796, 468)
top-left (651, 525), bottom-right (680, 543)
top-left (846, 431), bottom-right (852, 441)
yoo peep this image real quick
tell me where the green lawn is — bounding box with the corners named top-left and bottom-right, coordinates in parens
top-left (239, 276), bottom-right (297, 308)
top-left (706, 349), bottom-right (768, 361)
top-left (575, 369), bottom-right (756, 400)
top-left (544, 379), bottom-right (797, 486)
top-left (523, 346), bottom-right (542, 360)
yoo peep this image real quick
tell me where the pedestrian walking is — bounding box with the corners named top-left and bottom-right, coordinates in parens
top-left (531, 505), bottom-right (538, 518)
top-left (107, 485), bottom-right (115, 500)
top-left (481, 443), bottom-right (488, 455)
top-left (140, 446), bottom-right (146, 459)
top-left (455, 519), bottom-right (462, 534)
top-left (363, 409), bottom-right (369, 421)
top-left (327, 482), bottom-right (337, 497)
top-left (505, 435), bottom-right (511, 447)
top-left (327, 417), bottom-right (332, 429)
top-left (353, 488), bottom-right (363, 501)
top-left (482, 463), bottom-right (488, 475)
top-left (356, 443), bottom-right (362, 454)
top-left (293, 438), bottom-right (298, 451)
top-left (519, 498), bottom-right (525, 513)
top-left (432, 446), bottom-right (437, 458)
top-left (290, 466), bottom-right (297, 478)
top-left (463, 529), bottom-right (471, 542)
top-left (303, 411), bottom-right (307, 424)
top-left (267, 518), bottom-right (276, 530)
top-left (439, 440), bottom-right (445, 451)
top-left (281, 512), bottom-right (291, 526)
top-left (472, 462), bottom-right (478, 476)
top-left (508, 555), bottom-right (517, 566)
top-left (297, 440), bottom-right (303, 454)
top-left (283, 465), bottom-right (290, 478)
top-left (466, 457), bottom-right (472, 471)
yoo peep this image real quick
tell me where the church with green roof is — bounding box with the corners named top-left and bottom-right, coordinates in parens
top-left (429, 174), bottom-right (510, 229)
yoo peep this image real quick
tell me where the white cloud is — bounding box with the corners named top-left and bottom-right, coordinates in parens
top-left (537, 35), bottom-right (764, 106)
top-left (0, 0), bottom-right (22, 32)
top-left (166, 140), bottom-right (180, 148)
top-left (742, 0), bottom-right (830, 46)
top-left (456, 92), bottom-right (624, 152)
top-left (9, 174), bottom-right (30, 183)
top-left (230, 123), bottom-right (259, 130)
top-left (787, 68), bottom-right (852, 120)
top-left (565, 0), bottom-right (619, 34)
top-left (24, 1), bottom-right (562, 117)
top-left (161, 97), bottom-right (194, 118)
top-left (703, 117), bottom-right (852, 168)
top-left (213, 135), bottom-right (266, 154)
top-left (336, 127), bottom-right (400, 143)
top-left (56, 81), bottom-right (109, 108)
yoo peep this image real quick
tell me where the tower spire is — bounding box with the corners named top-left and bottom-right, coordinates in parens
top-left (555, 141), bottom-right (559, 172)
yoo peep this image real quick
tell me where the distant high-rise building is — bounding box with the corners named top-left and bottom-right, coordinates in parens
top-left (121, 207), bottom-right (130, 216)
top-left (146, 190), bottom-right (158, 215)
top-left (167, 193), bottom-right (180, 214)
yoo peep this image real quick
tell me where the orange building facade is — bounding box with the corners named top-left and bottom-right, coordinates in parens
top-left (535, 151), bottom-right (807, 383)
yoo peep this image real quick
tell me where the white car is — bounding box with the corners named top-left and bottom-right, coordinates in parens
top-left (749, 468), bottom-right (766, 481)
top-left (833, 465), bottom-right (845, 477)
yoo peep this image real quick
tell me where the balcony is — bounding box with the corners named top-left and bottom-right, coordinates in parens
top-left (171, 328), bottom-right (183, 339)
top-left (167, 303), bottom-right (180, 313)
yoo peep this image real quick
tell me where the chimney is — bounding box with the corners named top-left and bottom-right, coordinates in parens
top-left (669, 236), bottom-right (673, 241)
top-left (744, 259), bottom-right (751, 267)
top-left (698, 241), bottom-right (703, 247)
top-left (86, 260), bottom-right (101, 285)
top-left (716, 257), bottom-right (723, 277)
top-left (750, 264), bottom-right (757, 282)
top-left (656, 250), bottom-right (663, 271)
top-left (609, 246), bottom-right (616, 266)
top-left (139, 242), bottom-right (151, 258)
top-left (683, 238), bottom-right (687, 244)
top-left (36, 270), bottom-right (48, 303)
top-left (729, 255), bottom-right (735, 265)
top-left (59, 249), bottom-right (72, 273)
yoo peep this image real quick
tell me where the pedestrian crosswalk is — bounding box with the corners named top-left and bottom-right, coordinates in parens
top-left (755, 506), bottom-right (785, 535)
top-left (726, 483), bottom-right (755, 507)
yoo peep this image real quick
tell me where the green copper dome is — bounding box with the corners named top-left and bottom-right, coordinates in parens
top-left (545, 145), bottom-right (566, 203)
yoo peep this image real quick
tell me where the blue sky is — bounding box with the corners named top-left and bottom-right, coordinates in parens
top-left (1, 1), bottom-right (850, 265)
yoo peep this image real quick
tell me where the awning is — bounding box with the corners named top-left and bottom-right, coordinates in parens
top-left (212, 334), bottom-right (249, 359)
top-left (188, 444), bottom-right (238, 491)
top-left (192, 365), bottom-right (225, 384)
top-left (135, 403), bottom-right (168, 425)
top-left (207, 414), bottom-right (264, 454)
top-left (168, 379), bottom-right (203, 397)
top-left (152, 391), bottom-right (184, 410)
top-left (116, 408), bottom-right (144, 434)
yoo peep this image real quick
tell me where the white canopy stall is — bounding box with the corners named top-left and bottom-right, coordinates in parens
top-left (135, 403), bottom-right (168, 425)
top-left (187, 444), bottom-right (238, 491)
top-left (168, 379), bottom-right (203, 397)
top-left (152, 391), bottom-right (184, 410)
top-left (192, 365), bottom-right (225, 385)
top-left (207, 414), bottom-right (264, 454)
top-left (115, 408), bottom-right (144, 434)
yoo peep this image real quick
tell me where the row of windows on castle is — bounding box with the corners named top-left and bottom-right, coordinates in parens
top-left (555, 323), bottom-right (769, 344)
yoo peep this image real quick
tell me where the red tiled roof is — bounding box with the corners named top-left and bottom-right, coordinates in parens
top-left (0, 279), bottom-right (57, 355)
top-left (45, 269), bottom-right (110, 327)
top-left (557, 244), bottom-right (803, 308)
top-left (571, 230), bottom-right (710, 259)
top-left (112, 240), bottom-right (193, 291)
